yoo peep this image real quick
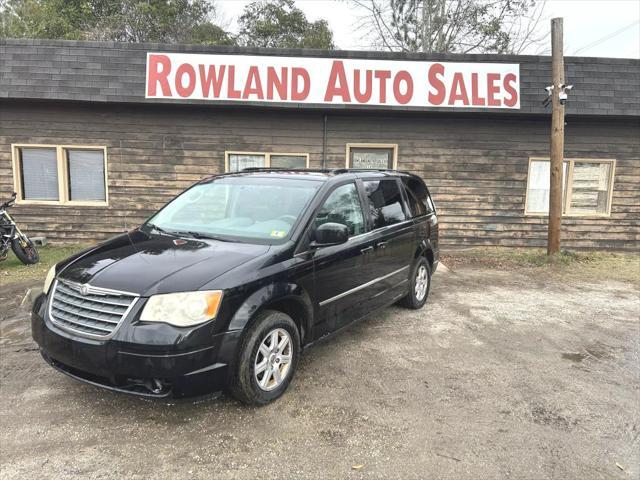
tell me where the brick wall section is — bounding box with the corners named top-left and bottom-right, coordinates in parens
top-left (1, 38), bottom-right (639, 116)
top-left (1, 102), bottom-right (638, 250)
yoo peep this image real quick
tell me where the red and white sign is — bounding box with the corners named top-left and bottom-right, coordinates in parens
top-left (146, 52), bottom-right (520, 109)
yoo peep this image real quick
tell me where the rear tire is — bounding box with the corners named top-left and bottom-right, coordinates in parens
top-left (399, 257), bottom-right (431, 309)
top-left (11, 236), bottom-right (39, 265)
top-left (230, 310), bottom-right (300, 406)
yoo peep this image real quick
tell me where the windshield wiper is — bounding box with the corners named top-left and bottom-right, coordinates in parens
top-left (177, 231), bottom-right (235, 242)
top-left (146, 223), bottom-right (176, 236)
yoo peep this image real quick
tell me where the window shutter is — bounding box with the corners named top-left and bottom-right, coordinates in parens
top-left (228, 154), bottom-right (266, 172)
top-left (68, 150), bottom-right (106, 201)
top-left (270, 155), bottom-right (307, 169)
top-left (21, 148), bottom-right (59, 200)
top-left (569, 162), bottom-right (612, 215)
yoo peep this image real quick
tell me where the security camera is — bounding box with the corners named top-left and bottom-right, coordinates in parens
top-left (545, 85), bottom-right (554, 94)
top-left (559, 91), bottom-right (568, 105)
top-left (558, 84), bottom-right (573, 105)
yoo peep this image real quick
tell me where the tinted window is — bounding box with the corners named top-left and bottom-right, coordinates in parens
top-left (315, 183), bottom-right (365, 237)
top-left (363, 179), bottom-right (406, 229)
top-left (402, 177), bottom-right (432, 217)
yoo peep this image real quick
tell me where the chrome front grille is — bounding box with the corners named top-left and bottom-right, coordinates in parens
top-left (49, 280), bottom-right (138, 338)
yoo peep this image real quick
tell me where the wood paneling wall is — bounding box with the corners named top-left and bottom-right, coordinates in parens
top-left (1, 101), bottom-right (638, 250)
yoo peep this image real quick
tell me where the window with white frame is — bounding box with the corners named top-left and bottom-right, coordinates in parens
top-left (525, 158), bottom-right (615, 216)
top-left (225, 152), bottom-right (309, 172)
top-left (12, 145), bottom-right (108, 205)
top-left (346, 144), bottom-right (398, 169)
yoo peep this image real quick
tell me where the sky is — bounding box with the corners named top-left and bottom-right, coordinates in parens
top-left (217, 0), bottom-right (640, 58)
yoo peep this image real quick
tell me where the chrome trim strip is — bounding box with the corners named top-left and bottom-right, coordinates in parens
top-left (340, 219), bottom-right (415, 242)
top-left (51, 302), bottom-right (121, 325)
top-left (318, 265), bottom-right (409, 307)
top-left (58, 279), bottom-right (139, 298)
top-left (48, 279), bottom-right (140, 340)
top-left (52, 294), bottom-right (127, 316)
top-left (294, 219), bottom-right (415, 258)
top-left (119, 345), bottom-right (217, 358)
top-left (56, 284), bottom-right (132, 307)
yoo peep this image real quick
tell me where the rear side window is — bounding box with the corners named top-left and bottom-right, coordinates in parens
top-left (402, 177), bottom-right (433, 217)
top-left (362, 179), bottom-right (407, 229)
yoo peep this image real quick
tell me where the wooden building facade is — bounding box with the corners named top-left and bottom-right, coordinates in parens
top-left (1, 39), bottom-right (639, 250)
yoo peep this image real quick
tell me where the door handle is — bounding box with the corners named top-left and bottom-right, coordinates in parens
top-left (377, 241), bottom-right (388, 249)
top-left (360, 246), bottom-right (374, 255)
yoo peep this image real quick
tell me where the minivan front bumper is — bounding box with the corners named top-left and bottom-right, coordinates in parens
top-left (31, 293), bottom-right (241, 398)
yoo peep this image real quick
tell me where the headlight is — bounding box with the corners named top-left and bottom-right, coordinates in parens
top-left (43, 264), bottom-right (57, 294)
top-left (140, 290), bottom-right (223, 327)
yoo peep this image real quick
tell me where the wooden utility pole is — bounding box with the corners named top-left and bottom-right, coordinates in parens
top-left (548, 17), bottom-right (565, 255)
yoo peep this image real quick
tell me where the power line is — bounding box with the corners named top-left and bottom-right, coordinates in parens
top-left (573, 20), bottom-right (639, 55)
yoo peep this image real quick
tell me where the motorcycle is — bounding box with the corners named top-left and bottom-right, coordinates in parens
top-left (1, 192), bottom-right (39, 265)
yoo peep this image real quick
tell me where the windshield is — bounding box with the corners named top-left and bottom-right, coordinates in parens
top-left (145, 176), bottom-right (321, 243)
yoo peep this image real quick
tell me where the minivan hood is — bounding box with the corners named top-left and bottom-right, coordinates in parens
top-left (58, 230), bottom-right (271, 296)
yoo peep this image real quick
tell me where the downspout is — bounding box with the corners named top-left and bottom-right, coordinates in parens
top-left (322, 113), bottom-right (328, 169)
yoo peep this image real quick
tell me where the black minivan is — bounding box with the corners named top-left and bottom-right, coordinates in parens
top-left (32, 168), bottom-right (439, 405)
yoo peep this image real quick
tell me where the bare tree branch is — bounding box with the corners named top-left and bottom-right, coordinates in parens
top-left (352, 0), bottom-right (547, 54)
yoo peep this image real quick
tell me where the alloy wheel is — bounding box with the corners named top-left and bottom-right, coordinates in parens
top-left (254, 328), bottom-right (293, 391)
top-left (415, 265), bottom-right (429, 301)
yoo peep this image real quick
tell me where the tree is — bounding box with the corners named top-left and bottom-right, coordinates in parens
top-left (0, 0), bottom-right (236, 45)
top-left (238, 0), bottom-right (335, 49)
top-left (0, 0), bottom-right (91, 40)
top-left (353, 0), bottom-right (546, 54)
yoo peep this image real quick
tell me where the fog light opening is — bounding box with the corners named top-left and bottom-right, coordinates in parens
top-left (124, 377), bottom-right (171, 395)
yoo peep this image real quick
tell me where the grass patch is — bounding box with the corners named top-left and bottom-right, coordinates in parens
top-left (0, 244), bottom-right (91, 287)
top-left (442, 248), bottom-right (640, 286)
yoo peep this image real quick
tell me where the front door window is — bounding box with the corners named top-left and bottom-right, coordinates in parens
top-left (314, 183), bottom-right (365, 237)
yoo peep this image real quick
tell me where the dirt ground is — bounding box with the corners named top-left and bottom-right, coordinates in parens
top-left (0, 264), bottom-right (638, 480)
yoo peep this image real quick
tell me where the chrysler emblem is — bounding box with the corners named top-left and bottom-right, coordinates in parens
top-left (79, 284), bottom-right (89, 296)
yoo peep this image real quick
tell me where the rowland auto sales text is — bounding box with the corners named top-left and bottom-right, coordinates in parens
top-left (146, 53), bottom-right (520, 109)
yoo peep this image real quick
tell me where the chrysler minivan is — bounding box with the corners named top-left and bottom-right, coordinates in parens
top-left (32, 168), bottom-right (439, 405)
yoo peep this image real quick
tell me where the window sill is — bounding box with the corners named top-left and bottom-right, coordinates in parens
top-left (524, 212), bottom-right (612, 219)
top-left (16, 200), bottom-right (109, 207)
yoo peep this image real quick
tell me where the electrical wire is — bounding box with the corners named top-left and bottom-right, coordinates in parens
top-left (573, 20), bottom-right (639, 55)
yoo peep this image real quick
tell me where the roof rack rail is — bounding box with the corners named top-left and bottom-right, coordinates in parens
top-left (330, 168), bottom-right (398, 174)
top-left (235, 167), bottom-right (402, 175)
top-left (241, 167), bottom-right (333, 173)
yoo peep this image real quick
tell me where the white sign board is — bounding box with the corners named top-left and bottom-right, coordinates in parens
top-left (146, 53), bottom-right (520, 109)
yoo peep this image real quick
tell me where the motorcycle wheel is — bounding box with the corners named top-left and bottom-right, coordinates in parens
top-left (11, 236), bottom-right (39, 265)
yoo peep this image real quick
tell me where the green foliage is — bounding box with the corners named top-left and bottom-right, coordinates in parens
top-left (0, 0), bottom-right (237, 45)
top-left (238, 0), bottom-right (335, 49)
top-left (0, 244), bottom-right (91, 287)
top-left (440, 248), bottom-right (640, 286)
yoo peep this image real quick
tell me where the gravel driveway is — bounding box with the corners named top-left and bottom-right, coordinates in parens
top-left (1, 265), bottom-right (638, 479)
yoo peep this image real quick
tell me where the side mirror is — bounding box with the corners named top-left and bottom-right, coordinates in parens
top-left (311, 222), bottom-right (349, 248)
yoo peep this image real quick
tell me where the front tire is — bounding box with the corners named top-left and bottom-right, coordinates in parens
top-left (11, 236), bottom-right (39, 265)
top-left (230, 310), bottom-right (300, 406)
top-left (399, 257), bottom-right (431, 309)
